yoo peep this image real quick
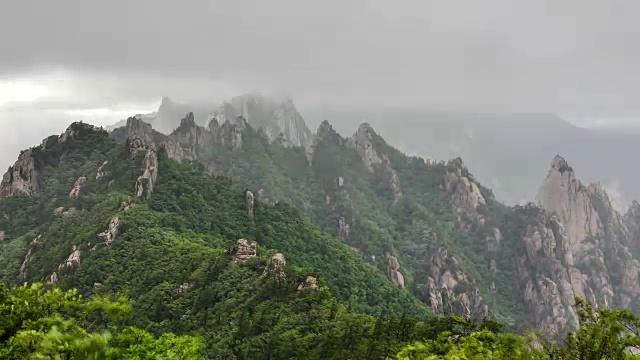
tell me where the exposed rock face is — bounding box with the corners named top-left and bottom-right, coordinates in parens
top-left (347, 123), bottom-right (382, 173)
top-left (210, 93), bottom-right (313, 147)
top-left (135, 148), bottom-right (158, 198)
top-left (97, 217), bottom-right (120, 247)
top-left (0, 230), bottom-right (4, 241)
top-left (0, 149), bottom-right (38, 199)
top-left (514, 204), bottom-right (580, 336)
top-left (624, 201), bottom-right (640, 252)
top-left (263, 253), bottom-right (286, 281)
top-left (126, 117), bottom-right (157, 153)
top-left (53, 207), bottom-right (65, 216)
top-left (245, 190), bottom-right (254, 218)
top-left (509, 155), bottom-right (640, 336)
top-left (444, 158), bottom-right (486, 222)
top-left (387, 256), bottom-right (405, 288)
top-left (233, 239), bottom-right (257, 261)
top-left (338, 217), bottom-right (350, 239)
top-left (536, 155), bottom-right (602, 254)
top-left (177, 282), bottom-right (192, 294)
top-left (422, 247), bottom-right (489, 319)
top-left (18, 235), bottom-right (41, 281)
top-left (383, 155), bottom-right (403, 203)
top-left (68, 177), bottom-right (87, 199)
top-left (59, 245), bottom-right (81, 268)
top-left (50, 272), bottom-right (58, 285)
top-left (297, 276), bottom-right (318, 291)
top-left (96, 161), bottom-right (108, 179)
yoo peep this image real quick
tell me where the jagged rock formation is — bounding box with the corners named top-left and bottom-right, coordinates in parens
top-left (338, 217), bottom-right (350, 239)
top-left (59, 245), bottom-right (81, 268)
top-left (49, 272), bottom-right (58, 285)
top-left (18, 235), bottom-right (41, 281)
top-left (347, 123), bottom-right (382, 173)
top-left (624, 201), bottom-right (640, 252)
top-left (233, 239), bottom-right (257, 262)
top-left (263, 253), bottom-right (286, 281)
top-left (0, 149), bottom-right (38, 199)
top-left (97, 217), bottom-right (120, 247)
top-left (96, 161), bottom-right (108, 179)
top-left (68, 177), bottom-right (86, 199)
top-left (536, 155), bottom-right (602, 253)
top-left (297, 276), bottom-right (318, 291)
top-left (444, 158), bottom-right (486, 223)
top-left (245, 190), bottom-right (254, 218)
top-left (422, 247), bottom-right (489, 319)
top-left (500, 155), bottom-right (640, 336)
top-left (386, 256), bottom-right (405, 288)
top-left (210, 93), bottom-right (313, 147)
top-left (135, 148), bottom-right (158, 198)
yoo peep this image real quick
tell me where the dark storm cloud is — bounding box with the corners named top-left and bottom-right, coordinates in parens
top-left (1, 0), bottom-right (639, 113)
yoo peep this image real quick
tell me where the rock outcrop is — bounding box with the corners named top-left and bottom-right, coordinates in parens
top-left (97, 217), bottom-right (120, 247)
top-left (422, 247), bottom-right (489, 319)
top-left (68, 177), bottom-right (87, 199)
top-left (0, 149), bottom-right (38, 199)
top-left (96, 161), bottom-right (108, 179)
top-left (297, 276), bottom-right (318, 291)
top-left (210, 93), bottom-right (313, 147)
top-left (59, 245), bottom-right (81, 268)
top-left (347, 123), bottom-right (382, 173)
top-left (263, 253), bottom-right (287, 281)
top-left (507, 155), bottom-right (640, 336)
top-left (444, 158), bottom-right (486, 222)
top-left (135, 148), bottom-right (158, 198)
top-left (233, 239), bottom-right (257, 262)
top-left (18, 235), bottom-right (41, 282)
top-left (245, 190), bottom-right (254, 218)
top-left (387, 256), bottom-right (405, 288)
top-left (536, 155), bottom-right (602, 254)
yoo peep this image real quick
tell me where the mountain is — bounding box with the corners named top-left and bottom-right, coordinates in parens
top-left (4, 111), bottom-right (640, 356)
top-left (106, 96), bottom-right (215, 134)
top-left (210, 93), bottom-right (314, 148)
top-left (302, 107), bottom-right (640, 210)
top-left (109, 112), bottom-right (640, 335)
top-left (109, 93), bottom-right (314, 148)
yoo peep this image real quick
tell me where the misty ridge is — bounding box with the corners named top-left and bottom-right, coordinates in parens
top-left (2, 0), bottom-right (640, 211)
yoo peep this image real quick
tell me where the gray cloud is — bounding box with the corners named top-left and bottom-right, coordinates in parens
top-left (1, 0), bottom-right (640, 167)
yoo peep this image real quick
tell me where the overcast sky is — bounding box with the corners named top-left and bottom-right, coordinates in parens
top-left (1, 0), bottom-right (640, 166)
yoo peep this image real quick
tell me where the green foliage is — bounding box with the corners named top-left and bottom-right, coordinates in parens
top-left (0, 282), bottom-right (204, 359)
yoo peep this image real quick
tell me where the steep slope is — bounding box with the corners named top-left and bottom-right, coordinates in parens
top-left (0, 121), bottom-right (432, 357)
top-left (115, 114), bottom-right (522, 325)
top-left (117, 112), bottom-right (640, 338)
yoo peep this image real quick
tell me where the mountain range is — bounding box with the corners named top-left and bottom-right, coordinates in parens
top-left (3, 93), bottom-right (640, 357)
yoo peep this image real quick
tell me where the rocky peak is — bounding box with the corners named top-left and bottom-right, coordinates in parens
top-left (211, 93), bottom-right (313, 147)
top-left (444, 158), bottom-right (486, 222)
top-left (536, 155), bottom-right (602, 253)
top-left (316, 120), bottom-right (335, 139)
top-left (126, 117), bottom-right (157, 151)
top-left (346, 122), bottom-right (383, 172)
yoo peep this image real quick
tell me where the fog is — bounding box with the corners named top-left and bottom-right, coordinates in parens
top-left (1, 0), bottom-right (640, 183)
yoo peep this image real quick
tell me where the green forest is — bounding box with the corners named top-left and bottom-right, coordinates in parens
top-left (1, 121), bottom-right (640, 359)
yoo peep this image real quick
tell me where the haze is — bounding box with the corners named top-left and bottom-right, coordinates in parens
top-left (2, 0), bottom-right (640, 183)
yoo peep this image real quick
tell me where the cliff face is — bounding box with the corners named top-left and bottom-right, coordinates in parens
top-left (210, 94), bottom-right (313, 147)
top-left (500, 155), bottom-right (640, 335)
